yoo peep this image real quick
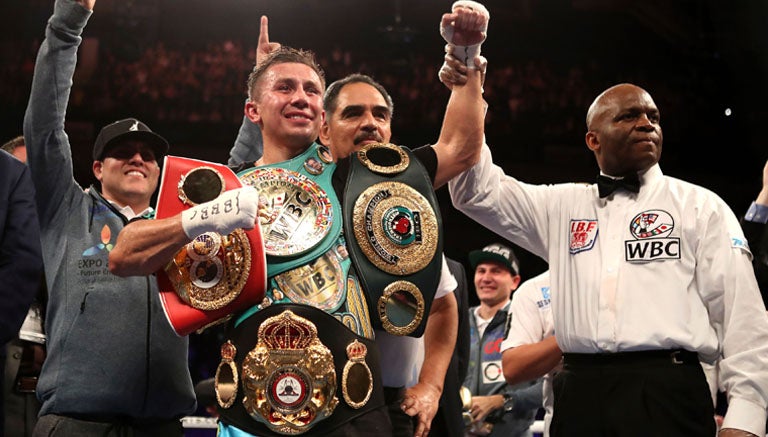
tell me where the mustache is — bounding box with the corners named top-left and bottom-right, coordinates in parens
top-left (353, 132), bottom-right (383, 145)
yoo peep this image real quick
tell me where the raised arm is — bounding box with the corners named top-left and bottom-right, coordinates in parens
top-left (229, 16), bottom-right (282, 166)
top-left (431, 1), bottom-right (489, 188)
top-left (757, 160), bottom-right (768, 207)
top-left (23, 0), bottom-right (94, 225)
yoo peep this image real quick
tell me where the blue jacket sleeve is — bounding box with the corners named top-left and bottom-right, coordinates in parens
top-left (505, 377), bottom-right (544, 412)
top-left (0, 153), bottom-right (43, 344)
top-left (23, 0), bottom-right (92, 228)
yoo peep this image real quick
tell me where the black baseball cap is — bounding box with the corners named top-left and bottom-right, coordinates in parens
top-left (469, 243), bottom-right (520, 275)
top-left (92, 118), bottom-right (169, 161)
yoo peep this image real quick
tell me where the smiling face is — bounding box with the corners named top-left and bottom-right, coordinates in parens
top-left (92, 140), bottom-right (160, 210)
top-left (586, 84), bottom-right (663, 176)
top-left (320, 81), bottom-right (393, 160)
top-left (473, 261), bottom-right (520, 307)
top-left (245, 62), bottom-right (324, 157)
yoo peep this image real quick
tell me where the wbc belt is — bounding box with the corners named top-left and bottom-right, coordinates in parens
top-left (216, 304), bottom-right (383, 436)
top-left (237, 143), bottom-right (342, 278)
top-left (343, 143), bottom-right (444, 337)
top-left (154, 156), bottom-right (267, 336)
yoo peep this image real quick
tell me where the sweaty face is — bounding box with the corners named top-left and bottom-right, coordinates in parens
top-left (320, 82), bottom-right (392, 160)
top-left (246, 63), bottom-right (323, 154)
top-left (93, 140), bottom-right (160, 207)
top-left (474, 261), bottom-right (517, 307)
top-left (586, 85), bottom-right (663, 176)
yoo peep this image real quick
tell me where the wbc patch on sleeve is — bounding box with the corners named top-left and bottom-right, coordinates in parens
top-left (569, 219), bottom-right (599, 254)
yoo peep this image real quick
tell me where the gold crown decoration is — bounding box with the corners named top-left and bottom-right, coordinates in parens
top-left (346, 340), bottom-right (367, 362)
top-left (342, 339), bottom-right (373, 409)
top-left (258, 311), bottom-right (317, 350)
top-left (215, 340), bottom-right (239, 409)
top-left (220, 340), bottom-right (237, 360)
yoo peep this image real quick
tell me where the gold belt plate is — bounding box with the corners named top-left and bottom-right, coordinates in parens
top-left (241, 310), bottom-right (338, 434)
top-left (352, 181), bottom-right (438, 275)
top-left (239, 167), bottom-right (333, 257)
top-left (274, 248), bottom-right (346, 312)
top-left (165, 230), bottom-right (251, 310)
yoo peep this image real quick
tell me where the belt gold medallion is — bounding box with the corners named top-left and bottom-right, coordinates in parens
top-left (240, 310), bottom-right (338, 434)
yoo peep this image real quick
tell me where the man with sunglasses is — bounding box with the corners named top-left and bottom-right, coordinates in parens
top-left (23, 0), bottom-right (196, 435)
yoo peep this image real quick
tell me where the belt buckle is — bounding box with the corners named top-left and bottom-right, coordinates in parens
top-left (15, 376), bottom-right (38, 393)
top-left (670, 350), bottom-right (684, 365)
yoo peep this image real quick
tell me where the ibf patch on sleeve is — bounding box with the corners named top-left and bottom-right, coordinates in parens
top-left (569, 219), bottom-right (598, 254)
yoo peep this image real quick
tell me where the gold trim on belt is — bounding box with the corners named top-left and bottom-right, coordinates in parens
top-left (351, 181), bottom-right (438, 276)
top-left (241, 310), bottom-right (338, 435)
top-left (165, 230), bottom-right (251, 310)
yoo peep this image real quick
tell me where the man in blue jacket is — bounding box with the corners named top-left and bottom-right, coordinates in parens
top-left (23, 0), bottom-right (196, 435)
top-left (0, 149), bottom-right (43, 435)
top-left (464, 243), bottom-right (542, 437)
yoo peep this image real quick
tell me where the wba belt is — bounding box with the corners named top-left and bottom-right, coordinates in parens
top-left (154, 156), bottom-right (268, 336)
top-left (343, 143), bottom-right (443, 337)
top-left (216, 304), bottom-right (384, 436)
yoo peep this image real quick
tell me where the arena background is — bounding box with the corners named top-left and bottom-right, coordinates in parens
top-left (2, 0), bottom-right (767, 405)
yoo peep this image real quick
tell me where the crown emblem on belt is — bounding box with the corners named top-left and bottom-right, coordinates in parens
top-left (242, 310), bottom-right (337, 434)
top-left (259, 311), bottom-right (318, 350)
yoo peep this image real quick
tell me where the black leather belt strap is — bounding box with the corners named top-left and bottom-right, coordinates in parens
top-left (218, 304), bottom-right (385, 436)
top-left (563, 349), bottom-right (700, 367)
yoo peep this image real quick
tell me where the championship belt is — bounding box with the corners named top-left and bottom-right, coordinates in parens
top-left (155, 156), bottom-right (267, 336)
top-left (216, 304), bottom-right (384, 436)
top-left (237, 144), bottom-right (343, 278)
top-left (343, 143), bottom-right (444, 337)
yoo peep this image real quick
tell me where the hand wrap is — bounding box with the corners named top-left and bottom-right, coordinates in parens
top-left (181, 186), bottom-right (259, 238)
top-left (440, 0), bottom-right (490, 68)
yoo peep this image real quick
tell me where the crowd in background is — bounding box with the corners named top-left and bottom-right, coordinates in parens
top-left (0, 37), bottom-right (719, 153)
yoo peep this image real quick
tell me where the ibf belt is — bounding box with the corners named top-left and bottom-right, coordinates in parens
top-left (342, 143), bottom-right (443, 337)
top-left (154, 156), bottom-right (267, 336)
top-left (216, 304), bottom-right (384, 436)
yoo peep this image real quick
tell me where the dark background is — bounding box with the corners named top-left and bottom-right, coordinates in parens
top-left (2, 0), bottom-right (767, 387)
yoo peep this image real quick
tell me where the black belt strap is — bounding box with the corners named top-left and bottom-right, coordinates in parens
top-left (218, 304), bottom-right (385, 436)
top-left (563, 349), bottom-right (700, 367)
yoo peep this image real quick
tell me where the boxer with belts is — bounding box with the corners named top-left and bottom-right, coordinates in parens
top-left (224, 4), bottom-right (489, 436)
top-left (110, 4), bottom-right (487, 437)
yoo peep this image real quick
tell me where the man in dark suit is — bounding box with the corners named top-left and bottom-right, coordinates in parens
top-left (741, 160), bottom-right (768, 305)
top-left (429, 258), bottom-right (471, 437)
top-left (0, 149), bottom-right (43, 436)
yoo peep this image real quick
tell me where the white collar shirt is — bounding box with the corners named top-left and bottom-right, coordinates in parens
top-left (449, 144), bottom-right (768, 435)
top-left (502, 271), bottom-right (555, 437)
top-left (108, 200), bottom-right (152, 221)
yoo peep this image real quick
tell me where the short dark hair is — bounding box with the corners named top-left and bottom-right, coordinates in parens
top-left (1, 135), bottom-right (24, 154)
top-left (323, 74), bottom-right (394, 118)
top-left (246, 46), bottom-right (326, 102)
